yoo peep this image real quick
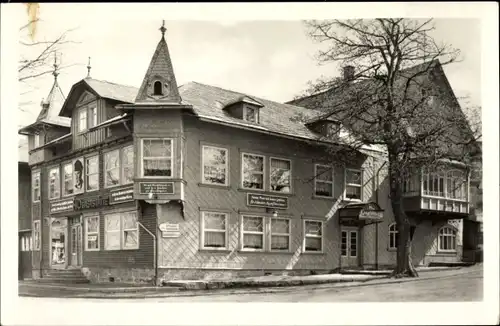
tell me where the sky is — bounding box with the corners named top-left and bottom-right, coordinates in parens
top-left (16, 4), bottom-right (482, 159)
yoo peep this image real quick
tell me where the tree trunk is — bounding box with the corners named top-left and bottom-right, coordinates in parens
top-left (388, 155), bottom-right (419, 278)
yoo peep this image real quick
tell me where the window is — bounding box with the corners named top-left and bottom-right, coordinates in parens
top-left (105, 146), bottom-right (134, 187)
top-left (422, 170), bottom-right (445, 197)
top-left (446, 170), bottom-right (466, 200)
top-left (303, 220), bottom-right (323, 252)
top-left (20, 233), bottom-right (32, 252)
top-left (242, 153), bottom-right (265, 190)
top-left (32, 171), bottom-right (40, 202)
top-left (48, 167), bottom-right (60, 199)
top-left (62, 163), bottom-right (73, 196)
top-left (243, 106), bottom-right (259, 123)
top-left (34, 133), bottom-right (40, 148)
top-left (153, 81), bottom-right (163, 96)
top-left (345, 168), bottom-right (362, 201)
top-left (349, 231), bottom-right (358, 257)
top-left (105, 150), bottom-right (120, 187)
top-left (88, 107), bottom-right (97, 128)
top-left (78, 109), bottom-right (87, 132)
top-left (73, 158), bottom-right (85, 194)
top-left (438, 226), bottom-right (457, 252)
top-left (142, 139), bottom-right (173, 177)
top-left (241, 216), bottom-right (264, 250)
top-left (85, 156), bottom-right (99, 191)
top-left (202, 145), bottom-right (229, 186)
top-left (201, 211), bottom-right (228, 249)
top-left (270, 158), bottom-right (291, 193)
top-left (341, 231), bottom-right (347, 256)
top-left (33, 221), bottom-right (40, 251)
top-left (270, 218), bottom-right (291, 251)
top-left (314, 164), bottom-right (333, 197)
top-left (85, 216), bottom-right (99, 251)
top-left (389, 223), bottom-right (398, 250)
top-left (104, 211), bottom-right (139, 250)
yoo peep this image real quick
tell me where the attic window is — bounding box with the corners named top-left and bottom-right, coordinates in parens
top-left (153, 81), bottom-right (163, 96)
top-left (243, 105), bottom-right (259, 124)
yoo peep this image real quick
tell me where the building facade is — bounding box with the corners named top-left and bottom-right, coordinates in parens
top-left (18, 24), bottom-right (472, 284)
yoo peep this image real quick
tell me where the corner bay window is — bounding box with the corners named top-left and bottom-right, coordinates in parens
top-left (345, 168), bottom-right (362, 201)
top-left (438, 226), bottom-right (457, 252)
top-left (48, 167), bottom-right (60, 199)
top-left (201, 211), bottom-right (228, 249)
top-left (85, 216), bottom-right (99, 251)
top-left (304, 220), bottom-right (323, 252)
top-left (202, 145), bottom-right (228, 186)
top-left (142, 139), bottom-right (173, 177)
top-left (105, 145), bottom-right (134, 187)
top-left (242, 153), bottom-right (264, 190)
top-left (85, 156), bottom-right (99, 191)
top-left (422, 169), bottom-right (466, 200)
top-left (62, 163), bottom-right (73, 196)
top-left (105, 212), bottom-right (139, 250)
top-left (270, 158), bottom-right (291, 193)
top-left (32, 171), bottom-right (40, 202)
top-left (314, 164), bottom-right (333, 197)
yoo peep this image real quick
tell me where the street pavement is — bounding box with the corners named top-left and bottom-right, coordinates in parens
top-left (18, 265), bottom-right (482, 302)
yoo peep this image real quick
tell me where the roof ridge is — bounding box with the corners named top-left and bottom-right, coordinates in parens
top-left (86, 77), bottom-right (139, 90)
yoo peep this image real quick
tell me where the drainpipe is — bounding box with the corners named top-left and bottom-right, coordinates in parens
top-left (375, 159), bottom-right (388, 270)
top-left (136, 201), bottom-right (158, 286)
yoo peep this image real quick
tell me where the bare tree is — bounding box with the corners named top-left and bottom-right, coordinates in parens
top-left (292, 19), bottom-right (481, 277)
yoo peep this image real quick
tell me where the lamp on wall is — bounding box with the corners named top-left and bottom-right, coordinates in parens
top-left (148, 191), bottom-right (158, 200)
top-left (272, 210), bottom-right (278, 218)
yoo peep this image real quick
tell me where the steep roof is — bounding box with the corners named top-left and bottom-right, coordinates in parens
top-left (84, 78), bottom-right (138, 103)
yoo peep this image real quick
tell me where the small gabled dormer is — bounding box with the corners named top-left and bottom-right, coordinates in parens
top-left (306, 115), bottom-right (345, 139)
top-left (223, 95), bottom-right (264, 124)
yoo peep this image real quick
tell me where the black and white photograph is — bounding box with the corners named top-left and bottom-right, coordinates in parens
top-left (1, 2), bottom-right (498, 326)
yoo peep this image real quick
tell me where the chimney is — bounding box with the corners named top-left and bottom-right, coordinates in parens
top-left (343, 65), bottom-right (355, 82)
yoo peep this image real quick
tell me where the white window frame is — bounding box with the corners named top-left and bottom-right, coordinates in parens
top-left (344, 168), bottom-right (363, 201)
top-left (200, 211), bottom-right (229, 250)
top-left (32, 171), bottom-right (41, 203)
top-left (85, 215), bottom-right (100, 251)
top-left (241, 152), bottom-right (266, 191)
top-left (78, 108), bottom-right (88, 132)
top-left (269, 157), bottom-right (292, 194)
top-left (314, 164), bottom-right (334, 198)
top-left (389, 223), bottom-right (398, 250)
top-left (88, 106), bottom-right (97, 129)
top-left (438, 226), bottom-right (457, 252)
top-left (33, 221), bottom-right (40, 251)
top-left (62, 162), bottom-right (73, 197)
top-left (141, 138), bottom-right (174, 178)
top-left (48, 166), bottom-right (60, 200)
top-left (201, 145), bottom-right (229, 186)
top-left (85, 155), bottom-right (99, 192)
top-left (104, 211), bottom-right (139, 251)
top-left (121, 145), bottom-right (134, 185)
top-left (269, 217), bottom-right (291, 252)
top-left (303, 219), bottom-right (324, 253)
top-left (341, 230), bottom-right (348, 257)
top-left (243, 105), bottom-right (259, 123)
top-left (104, 149), bottom-right (121, 188)
top-left (349, 230), bottom-right (358, 258)
top-left (240, 215), bottom-right (265, 252)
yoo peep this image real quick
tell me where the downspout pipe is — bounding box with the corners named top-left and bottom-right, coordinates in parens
top-left (375, 159), bottom-right (388, 270)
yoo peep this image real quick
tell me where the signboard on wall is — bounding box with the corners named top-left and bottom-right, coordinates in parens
top-left (159, 222), bottom-right (180, 238)
top-left (49, 198), bottom-right (74, 214)
top-left (247, 193), bottom-right (288, 209)
top-left (359, 209), bottom-right (384, 221)
top-left (109, 186), bottom-right (134, 204)
top-left (139, 182), bottom-right (174, 195)
top-left (74, 196), bottom-right (110, 211)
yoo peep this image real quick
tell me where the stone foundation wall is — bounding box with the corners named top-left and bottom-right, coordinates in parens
top-left (81, 267), bottom-right (155, 284)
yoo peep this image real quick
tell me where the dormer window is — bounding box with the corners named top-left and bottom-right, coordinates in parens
top-left (153, 81), bottom-right (163, 96)
top-left (243, 105), bottom-right (259, 124)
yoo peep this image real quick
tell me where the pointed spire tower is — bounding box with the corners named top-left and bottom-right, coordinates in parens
top-left (135, 20), bottom-right (182, 104)
top-left (36, 52), bottom-right (67, 123)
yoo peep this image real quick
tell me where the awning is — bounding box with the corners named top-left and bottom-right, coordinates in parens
top-left (88, 113), bottom-right (130, 132)
top-left (339, 201), bottom-right (384, 226)
top-left (30, 133), bottom-right (72, 152)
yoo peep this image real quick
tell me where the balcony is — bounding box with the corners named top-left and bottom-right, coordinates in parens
top-left (402, 168), bottom-right (470, 218)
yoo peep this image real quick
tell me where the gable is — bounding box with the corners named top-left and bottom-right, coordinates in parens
top-left (77, 90), bottom-right (97, 106)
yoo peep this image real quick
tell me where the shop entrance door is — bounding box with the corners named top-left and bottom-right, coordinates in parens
top-left (70, 224), bottom-right (83, 267)
top-left (341, 227), bottom-right (359, 268)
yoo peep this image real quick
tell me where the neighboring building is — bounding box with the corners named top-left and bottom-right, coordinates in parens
top-left (19, 160), bottom-right (32, 280)
top-left (18, 23), bottom-right (474, 284)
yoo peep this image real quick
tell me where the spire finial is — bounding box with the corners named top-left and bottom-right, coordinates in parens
top-left (52, 51), bottom-right (59, 80)
top-left (160, 20), bottom-right (166, 38)
top-left (87, 56), bottom-right (91, 78)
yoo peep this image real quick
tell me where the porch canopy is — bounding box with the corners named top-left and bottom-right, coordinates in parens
top-left (339, 202), bottom-right (384, 226)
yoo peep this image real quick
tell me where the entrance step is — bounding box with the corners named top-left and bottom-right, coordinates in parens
top-left (428, 262), bottom-right (475, 267)
top-left (39, 268), bottom-right (90, 284)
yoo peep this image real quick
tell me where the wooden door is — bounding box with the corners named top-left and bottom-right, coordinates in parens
top-left (341, 228), bottom-right (359, 268)
top-left (70, 225), bottom-right (83, 267)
